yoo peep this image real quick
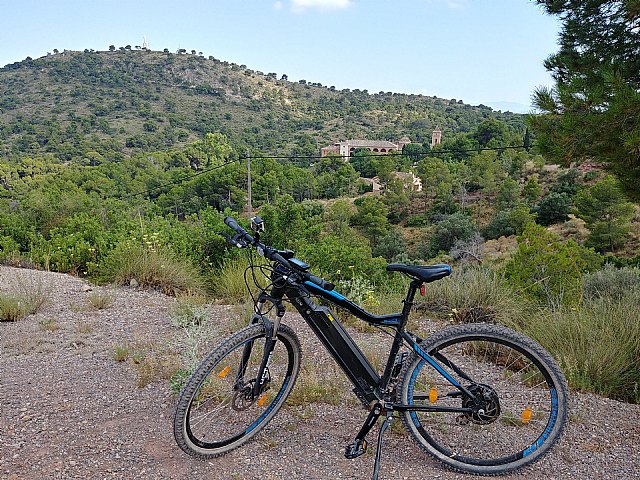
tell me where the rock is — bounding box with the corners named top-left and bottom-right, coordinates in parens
top-left (129, 278), bottom-right (139, 288)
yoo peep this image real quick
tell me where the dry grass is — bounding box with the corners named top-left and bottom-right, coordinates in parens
top-left (87, 287), bottom-right (116, 310)
top-left (417, 266), bottom-right (530, 327)
top-left (113, 340), bottom-right (180, 388)
top-left (287, 364), bottom-right (347, 407)
top-left (524, 292), bottom-right (640, 403)
top-left (213, 255), bottom-right (270, 304)
top-left (109, 245), bottom-right (205, 296)
top-left (0, 271), bottom-right (50, 322)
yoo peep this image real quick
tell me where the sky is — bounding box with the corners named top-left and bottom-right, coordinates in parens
top-left (0, 0), bottom-right (561, 113)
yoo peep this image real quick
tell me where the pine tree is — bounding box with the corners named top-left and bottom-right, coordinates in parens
top-left (531, 1), bottom-right (640, 199)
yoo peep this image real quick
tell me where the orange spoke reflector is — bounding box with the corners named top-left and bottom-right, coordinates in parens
top-left (257, 393), bottom-right (269, 407)
top-left (521, 407), bottom-right (533, 424)
top-left (217, 365), bottom-right (232, 378)
top-left (429, 387), bottom-right (438, 404)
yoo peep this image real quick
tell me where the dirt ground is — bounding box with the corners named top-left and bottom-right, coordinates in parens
top-left (1, 266), bottom-right (639, 480)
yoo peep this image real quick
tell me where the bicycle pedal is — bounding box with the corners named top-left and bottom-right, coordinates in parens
top-left (344, 438), bottom-right (367, 459)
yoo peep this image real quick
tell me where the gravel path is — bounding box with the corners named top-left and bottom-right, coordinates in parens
top-left (1, 266), bottom-right (639, 480)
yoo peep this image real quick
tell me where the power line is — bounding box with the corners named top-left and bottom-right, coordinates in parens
top-left (243, 144), bottom-right (528, 162)
top-left (118, 158), bottom-right (241, 200)
top-left (116, 143), bottom-right (529, 201)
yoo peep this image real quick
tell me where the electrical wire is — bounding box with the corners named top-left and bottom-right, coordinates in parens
top-left (115, 143), bottom-right (528, 201)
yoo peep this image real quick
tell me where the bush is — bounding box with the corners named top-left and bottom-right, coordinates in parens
top-left (524, 293), bottom-right (640, 403)
top-left (483, 203), bottom-right (536, 239)
top-left (583, 264), bottom-right (640, 300)
top-left (420, 212), bottom-right (477, 259)
top-left (295, 233), bottom-right (389, 286)
top-left (505, 223), bottom-right (602, 308)
top-left (106, 243), bottom-right (204, 296)
top-left (533, 192), bottom-right (572, 226)
top-left (417, 266), bottom-right (530, 327)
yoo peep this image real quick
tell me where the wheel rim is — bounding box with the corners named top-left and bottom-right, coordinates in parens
top-left (406, 335), bottom-right (560, 467)
top-left (184, 333), bottom-right (296, 450)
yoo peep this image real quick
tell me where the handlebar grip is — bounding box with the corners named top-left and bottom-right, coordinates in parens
top-left (270, 251), bottom-right (291, 269)
top-left (224, 216), bottom-right (254, 244)
top-left (306, 274), bottom-right (335, 291)
top-left (224, 216), bottom-right (245, 234)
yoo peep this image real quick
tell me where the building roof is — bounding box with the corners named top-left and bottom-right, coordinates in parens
top-left (342, 139), bottom-right (399, 148)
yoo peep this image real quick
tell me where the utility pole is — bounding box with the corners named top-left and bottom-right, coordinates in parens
top-left (247, 152), bottom-right (253, 218)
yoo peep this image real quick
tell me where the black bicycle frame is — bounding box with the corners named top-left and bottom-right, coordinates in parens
top-left (279, 278), bottom-right (475, 413)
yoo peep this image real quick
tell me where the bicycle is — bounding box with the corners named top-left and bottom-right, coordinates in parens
top-left (173, 215), bottom-right (569, 479)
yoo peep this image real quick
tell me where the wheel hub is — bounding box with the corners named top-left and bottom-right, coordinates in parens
top-left (462, 383), bottom-right (501, 425)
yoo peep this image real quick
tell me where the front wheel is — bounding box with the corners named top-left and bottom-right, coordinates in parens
top-left (173, 322), bottom-right (301, 458)
top-left (397, 323), bottom-right (568, 475)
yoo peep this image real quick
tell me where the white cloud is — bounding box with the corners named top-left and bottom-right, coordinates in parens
top-left (273, 1), bottom-right (284, 9)
top-left (290, 0), bottom-right (353, 12)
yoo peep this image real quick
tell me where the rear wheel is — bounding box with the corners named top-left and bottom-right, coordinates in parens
top-left (173, 323), bottom-right (301, 458)
top-left (397, 323), bottom-right (568, 474)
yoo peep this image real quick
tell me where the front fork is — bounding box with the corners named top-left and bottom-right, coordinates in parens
top-left (236, 293), bottom-right (286, 399)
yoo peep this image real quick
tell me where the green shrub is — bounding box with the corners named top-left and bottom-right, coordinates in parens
top-left (0, 294), bottom-right (29, 322)
top-left (483, 203), bottom-right (536, 239)
top-left (505, 223), bottom-right (602, 308)
top-left (296, 233), bottom-right (389, 286)
top-left (524, 293), bottom-right (640, 403)
top-left (534, 192), bottom-right (572, 226)
top-left (583, 264), bottom-right (640, 300)
top-left (106, 243), bottom-right (204, 295)
top-left (417, 266), bottom-right (529, 327)
top-left (0, 236), bottom-right (20, 262)
top-left (419, 212), bottom-right (477, 259)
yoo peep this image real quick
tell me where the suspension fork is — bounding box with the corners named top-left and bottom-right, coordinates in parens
top-left (234, 292), bottom-right (287, 399)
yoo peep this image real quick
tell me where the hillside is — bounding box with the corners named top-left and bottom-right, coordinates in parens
top-left (0, 49), bottom-right (524, 162)
top-left (1, 265), bottom-right (639, 479)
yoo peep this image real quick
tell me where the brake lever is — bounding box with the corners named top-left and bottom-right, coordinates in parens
top-left (218, 231), bottom-right (247, 248)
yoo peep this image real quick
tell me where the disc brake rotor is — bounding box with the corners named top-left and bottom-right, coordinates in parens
top-left (461, 384), bottom-right (501, 425)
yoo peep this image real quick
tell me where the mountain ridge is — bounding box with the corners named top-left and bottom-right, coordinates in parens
top-left (0, 49), bottom-right (525, 162)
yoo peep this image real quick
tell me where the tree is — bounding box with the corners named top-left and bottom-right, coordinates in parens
top-left (496, 178), bottom-right (520, 210)
top-left (373, 228), bottom-right (406, 261)
top-left (323, 199), bottom-right (355, 236)
top-left (574, 176), bottom-right (635, 252)
top-left (523, 177), bottom-right (543, 204)
top-left (382, 178), bottom-right (411, 223)
top-left (468, 151), bottom-right (505, 193)
top-left (534, 192), bottom-right (572, 226)
top-left (416, 156), bottom-right (452, 196)
top-left (531, 1), bottom-right (640, 199)
top-left (505, 223), bottom-right (602, 308)
top-left (350, 196), bottom-right (390, 245)
top-left (472, 119), bottom-right (507, 147)
top-left (421, 212), bottom-right (477, 259)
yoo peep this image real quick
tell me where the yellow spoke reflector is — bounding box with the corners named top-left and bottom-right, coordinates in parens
top-left (257, 393), bottom-right (269, 407)
top-left (521, 407), bottom-right (533, 424)
top-left (429, 387), bottom-right (438, 404)
top-left (217, 365), bottom-right (232, 378)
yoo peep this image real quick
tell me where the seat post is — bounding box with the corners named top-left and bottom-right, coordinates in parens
top-left (400, 280), bottom-right (422, 323)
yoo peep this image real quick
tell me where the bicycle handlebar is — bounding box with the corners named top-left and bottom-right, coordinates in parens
top-left (224, 216), bottom-right (255, 244)
top-left (224, 215), bottom-right (291, 268)
top-left (223, 215), bottom-right (334, 291)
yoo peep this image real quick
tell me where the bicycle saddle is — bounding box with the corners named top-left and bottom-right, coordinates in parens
top-left (386, 264), bottom-right (452, 283)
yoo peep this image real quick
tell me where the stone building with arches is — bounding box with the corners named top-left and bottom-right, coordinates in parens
top-left (320, 136), bottom-right (412, 158)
